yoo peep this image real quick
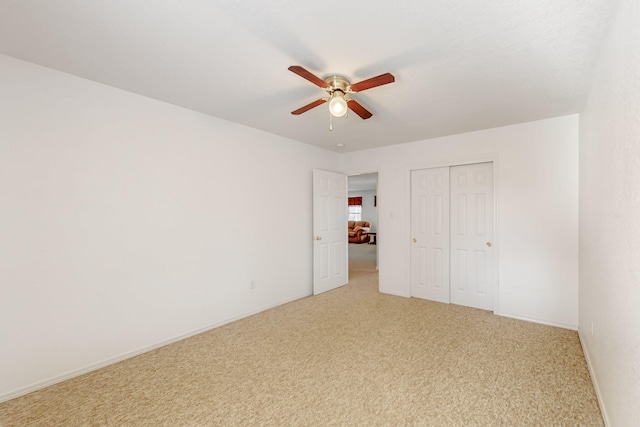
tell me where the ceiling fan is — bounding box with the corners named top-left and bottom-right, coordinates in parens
top-left (288, 65), bottom-right (395, 121)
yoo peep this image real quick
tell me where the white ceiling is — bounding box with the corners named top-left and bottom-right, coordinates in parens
top-left (349, 173), bottom-right (378, 192)
top-left (0, 0), bottom-right (617, 152)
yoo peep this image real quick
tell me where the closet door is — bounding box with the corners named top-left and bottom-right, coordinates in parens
top-left (410, 162), bottom-right (495, 311)
top-left (449, 162), bottom-right (494, 310)
top-left (410, 167), bottom-right (450, 303)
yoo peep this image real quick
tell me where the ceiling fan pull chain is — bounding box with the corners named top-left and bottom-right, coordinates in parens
top-left (329, 110), bottom-right (333, 131)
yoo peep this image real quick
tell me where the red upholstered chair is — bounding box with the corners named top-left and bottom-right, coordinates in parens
top-left (348, 221), bottom-right (371, 243)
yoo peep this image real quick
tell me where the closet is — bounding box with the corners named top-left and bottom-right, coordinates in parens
top-left (410, 162), bottom-right (495, 310)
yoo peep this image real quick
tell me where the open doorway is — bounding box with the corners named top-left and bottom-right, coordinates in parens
top-left (348, 173), bottom-right (378, 280)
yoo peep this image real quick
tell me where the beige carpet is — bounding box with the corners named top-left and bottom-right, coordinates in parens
top-left (0, 243), bottom-right (603, 426)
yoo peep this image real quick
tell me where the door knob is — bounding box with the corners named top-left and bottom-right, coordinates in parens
top-left (486, 242), bottom-right (492, 247)
top-left (315, 236), bottom-right (322, 241)
top-left (412, 238), bottom-right (417, 243)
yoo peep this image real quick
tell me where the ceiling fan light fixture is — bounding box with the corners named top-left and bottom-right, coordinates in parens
top-left (328, 91), bottom-right (348, 117)
top-left (289, 66), bottom-right (394, 122)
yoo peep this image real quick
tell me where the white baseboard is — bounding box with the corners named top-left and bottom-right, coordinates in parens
top-left (578, 330), bottom-right (610, 427)
top-left (0, 292), bottom-right (311, 404)
top-left (495, 312), bottom-right (578, 331)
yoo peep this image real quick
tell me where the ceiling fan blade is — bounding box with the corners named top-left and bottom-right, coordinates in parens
top-left (347, 99), bottom-right (373, 120)
top-left (291, 98), bottom-right (327, 115)
top-left (288, 66), bottom-right (330, 89)
top-left (349, 73), bottom-right (395, 92)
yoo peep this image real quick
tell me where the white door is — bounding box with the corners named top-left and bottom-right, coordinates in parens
top-left (410, 162), bottom-right (495, 311)
top-left (410, 167), bottom-right (450, 303)
top-left (313, 169), bottom-right (348, 295)
top-left (449, 162), bottom-right (494, 310)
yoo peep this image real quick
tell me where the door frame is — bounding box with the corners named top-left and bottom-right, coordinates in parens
top-left (406, 154), bottom-right (500, 313)
top-left (347, 170), bottom-right (380, 287)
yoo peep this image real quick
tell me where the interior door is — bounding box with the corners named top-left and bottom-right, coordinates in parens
top-left (410, 162), bottom-right (495, 311)
top-left (410, 167), bottom-right (450, 303)
top-left (313, 169), bottom-right (348, 295)
top-left (449, 162), bottom-right (494, 310)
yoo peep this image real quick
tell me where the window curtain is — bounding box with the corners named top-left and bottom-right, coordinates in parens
top-left (348, 197), bottom-right (362, 206)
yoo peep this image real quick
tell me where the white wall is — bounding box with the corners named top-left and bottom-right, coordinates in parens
top-left (341, 115), bottom-right (579, 329)
top-left (348, 190), bottom-right (377, 232)
top-left (0, 54), bottom-right (339, 401)
top-left (578, 0), bottom-right (640, 425)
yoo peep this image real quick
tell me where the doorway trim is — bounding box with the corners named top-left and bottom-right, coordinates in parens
top-left (347, 170), bottom-right (380, 289)
top-left (406, 153), bottom-right (500, 313)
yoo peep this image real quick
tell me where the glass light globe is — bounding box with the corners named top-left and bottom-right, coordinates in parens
top-left (329, 92), bottom-right (348, 117)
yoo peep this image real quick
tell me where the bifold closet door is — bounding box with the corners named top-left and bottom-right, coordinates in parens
top-left (410, 167), bottom-right (450, 303)
top-left (449, 162), bottom-right (494, 310)
top-left (410, 162), bottom-right (494, 311)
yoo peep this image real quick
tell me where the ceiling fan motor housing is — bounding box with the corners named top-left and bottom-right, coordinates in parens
top-left (324, 75), bottom-right (351, 94)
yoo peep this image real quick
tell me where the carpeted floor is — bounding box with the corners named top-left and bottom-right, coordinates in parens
top-left (0, 243), bottom-right (603, 426)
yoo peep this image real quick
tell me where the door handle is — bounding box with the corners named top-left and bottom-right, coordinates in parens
top-left (486, 242), bottom-right (492, 247)
top-left (412, 238), bottom-right (417, 243)
top-left (315, 236), bottom-right (322, 241)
